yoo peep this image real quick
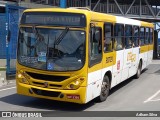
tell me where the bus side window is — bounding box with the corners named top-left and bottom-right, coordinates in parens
top-left (133, 26), bottom-right (139, 47)
top-left (149, 28), bottom-right (153, 44)
top-left (125, 25), bottom-right (132, 48)
top-left (104, 23), bottom-right (113, 52)
top-left (145, 28), bottom-right (149, 45)
top-left (140, 27), bottom-right (145, 46)
top-left (89, 26), bottom-right (102, 66)
top-left (114, 24), bottom-right (124, 51)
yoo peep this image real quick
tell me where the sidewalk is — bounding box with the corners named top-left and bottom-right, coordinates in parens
top-left (151, 59), bottom-right (160, 64)
top-left (0, 59), bottom-right (16, 87)
top-left (0, 68), bottom-right (7, 87)
top-left (0, 69), bottom-right (16, 87)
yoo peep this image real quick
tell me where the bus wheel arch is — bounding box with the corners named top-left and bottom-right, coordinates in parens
top-left (140, 59), bottom-right (143, 67)
top-left (105, 71), bottom-right (112, 88)
top-left (96, 71), bottom-right (111, 102)
top-left (135, 59), bottom-right (142, 79)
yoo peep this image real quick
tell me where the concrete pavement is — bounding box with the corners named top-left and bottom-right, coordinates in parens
top-left (0, 60), bottom-right (160, 119)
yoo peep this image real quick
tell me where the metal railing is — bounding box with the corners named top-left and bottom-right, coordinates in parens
top-left (67, 0), bottom-right (86, 7)
top-left (18, 0), bottom-right (160, 18)
top-left (29, 0), bottom-right (86, 7)
top-left (92, 3), bottom-right (155, 16)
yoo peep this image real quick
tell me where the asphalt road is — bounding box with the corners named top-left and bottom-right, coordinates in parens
top-left (0, 60), bottom-right (160, 119)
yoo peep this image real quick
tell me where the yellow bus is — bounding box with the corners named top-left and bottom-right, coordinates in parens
top-left (16, 7), bottom-right (154, 104)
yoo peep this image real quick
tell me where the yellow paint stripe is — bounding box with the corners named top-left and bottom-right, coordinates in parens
top-left (148, 44), bottom-right (153, 51)
top-left (140, 21), bottom-right (154, 28)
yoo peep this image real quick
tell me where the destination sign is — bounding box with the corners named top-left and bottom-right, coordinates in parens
top-left (21, 12), bottom-right (86, 27)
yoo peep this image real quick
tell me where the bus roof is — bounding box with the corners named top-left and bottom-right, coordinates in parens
top-left (23, 8), bottom-right (154, 28)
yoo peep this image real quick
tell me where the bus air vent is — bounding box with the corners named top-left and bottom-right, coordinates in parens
top-left (32, 88), bottom-right (61, 97)
top-left (26, 72), bottom-right (69, 82)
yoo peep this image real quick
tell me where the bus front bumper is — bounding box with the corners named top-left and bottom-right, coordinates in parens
top-left (17, 82), bottom-right (86, 104)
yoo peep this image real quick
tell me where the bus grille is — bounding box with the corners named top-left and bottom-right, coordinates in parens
top-left (27, 72), bottom-right (69, 82)
top-left (32, 88), bottom-right (61, 97)
top-left (32, 82), bottom-right (62, 89)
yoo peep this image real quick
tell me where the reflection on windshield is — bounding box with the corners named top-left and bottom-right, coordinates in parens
top-left (18, 27), bottom-right (86, 71)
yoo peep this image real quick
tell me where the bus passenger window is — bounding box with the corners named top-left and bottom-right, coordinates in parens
top-left (125, 25), bottom-right (132, 48)
top-left (133, 26), bottom-right (139, 47)
top-left (140, 27), bottom-right (145, 46)
top-left (104, 23), bottom-right (113, 52)
top-left (89, 26), bottom-right (102, 66)
top-left (114, 24), bottom-right (124, 51)
top-left (145, 28), bottom-right (149, 45)
top-left (149, 28), bottom-right (153, 44)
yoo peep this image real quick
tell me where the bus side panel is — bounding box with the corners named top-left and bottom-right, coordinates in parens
top-left (129, 47), bottom-right (139, 77)
top-left (86, 67), bottom-right (103, 103)
top-left (86, 66), bottom-right (113, 103)
top-left (147, 44), bottom-right (153, 65)
top-left (121, 49), bottom-right (132, 81)
top-left (85, 51), bottom-right (116, 103)
top-left (140, 45), bottom-right (148, 70)
top-left (111, 50), bottom-right (124, 87)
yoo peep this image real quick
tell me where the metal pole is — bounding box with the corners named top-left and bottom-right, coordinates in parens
top-left (86, 0), bottom-right (88, 6)
top-left (5, 4), bottom-right (10, 76)
top-left (60, 0), bottom-right (66, 8)
top-left (92, 0), bottom-right (101, 11)
top-left (18, 0), bottom-right (21, 5)
top-left (156, 10), bottom-right (160, 17)
top-left (89, 0), bottom-right (91, 9)
top-left (114, 0), bottom-right (124, 15)
top-left (125, 0), bottom-right (135, 15)
top-left (107, 0), bottom-right (109, 13)
top-left (144, 0), bottom-right (155, 18)
top-left (140, 0), bottom-right (142, 16)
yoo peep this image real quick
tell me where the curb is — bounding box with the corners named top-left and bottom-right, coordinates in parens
top-left (0, 71), bottom-right (7, 87)
top-left (0, 70), bottom-right (16, 87)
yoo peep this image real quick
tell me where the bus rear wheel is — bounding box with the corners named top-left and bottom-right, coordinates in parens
top-left (135, 61), bottom-right (142, 79)
top-left (96, 76), bottom-right (110, 102)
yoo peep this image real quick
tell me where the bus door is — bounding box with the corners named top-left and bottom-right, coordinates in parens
top-left (112, 23), bottom-right (124, 85)
top-left (147, 28), bottom-right (153, 64)
top-left (130, 26), bottom-right (140, 77)
top-left (86, 22), bottom-right (103, 102)
top-left (145, 27), bottom-right (150, 66)
top-left (123, 25), bottom-right (133, 81)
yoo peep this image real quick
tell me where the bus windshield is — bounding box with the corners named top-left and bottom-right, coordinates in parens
top-left (17, 27), bottom-right (86, 71)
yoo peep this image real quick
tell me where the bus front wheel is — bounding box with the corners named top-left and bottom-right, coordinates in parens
top-left (96, 76), bottom-right (110, 102)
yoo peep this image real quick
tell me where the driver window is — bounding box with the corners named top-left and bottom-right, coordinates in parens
top-left (89, 26), bottom-right (102, 67)
top-left (104, 23), bottom-right (113, 52)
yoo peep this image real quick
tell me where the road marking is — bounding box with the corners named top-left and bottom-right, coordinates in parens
top-left (149, 99), bottom-right (160, 102)
top-left (8, 81), bottom-right (16, 84)
top-left (144, 90), bottom-right (160, 103)
top-left (0, 87), bottom-right (16, 92)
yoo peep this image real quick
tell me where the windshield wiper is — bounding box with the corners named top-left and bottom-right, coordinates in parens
top-left (50, 27), bottom-right (69, 58)
top-left (54, 27), bottom-right (69, 45)
top-left (26, 24), bottom-right (47, 49)
top-left (32, 25), bottom-right (44, 42)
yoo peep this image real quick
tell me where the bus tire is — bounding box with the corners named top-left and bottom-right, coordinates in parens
top-left (135, 61), bottom-right (142, 79)
top-left (96, 76), bottom-right (110, 102)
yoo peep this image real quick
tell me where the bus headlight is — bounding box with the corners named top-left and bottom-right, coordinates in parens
top-left (19, 78), bottom-right (29, 84)
top-left (65, 77), bottom-right (85, 90)
top-left (17, 70), bottom-right (29, 84)
top-left (18, 73), bottom-right (22, 78)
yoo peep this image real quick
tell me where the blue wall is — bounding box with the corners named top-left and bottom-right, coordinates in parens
top-left (0, 14), bottom-right (7, 59)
